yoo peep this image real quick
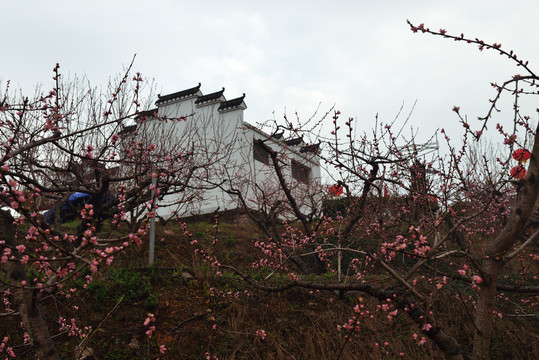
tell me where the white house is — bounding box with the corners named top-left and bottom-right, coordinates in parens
top-left (132, 84), bottom-right (322, 219)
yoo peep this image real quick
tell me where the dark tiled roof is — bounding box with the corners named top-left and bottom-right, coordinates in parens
top-left (155, 83), bottom-right (202, 105)
top-left (218, 93), bottom-right (246, 111)
top-left (300, 143), bottom-right (321, 153)
top-left (195, 88), bottom-right (225, 105)
top-left (284, 137), bottom-right (303, 146)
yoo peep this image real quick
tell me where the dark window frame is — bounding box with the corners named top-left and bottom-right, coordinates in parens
top-left (291, 159), bottom-right (311, 184)
top-left (253, 139), bottom-right (270, 165)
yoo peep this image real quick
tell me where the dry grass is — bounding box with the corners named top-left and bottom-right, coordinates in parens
top-left (3, 218), bottom-right (538, 359)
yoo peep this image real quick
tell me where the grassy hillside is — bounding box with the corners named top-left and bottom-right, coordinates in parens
top-left (3, 219), bottom-right (537, 359)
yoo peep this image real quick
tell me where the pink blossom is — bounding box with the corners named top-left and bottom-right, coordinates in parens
top-left (145, 326), bottom-right (155, 338)
top-left (504, 134), bottom-right (517, 145)
top-left (472, 275), bottom-right (483, 284)
top-left (256, 329), bottom-right (267, 340)
top-left (143, 313), bottom-right (155, 326)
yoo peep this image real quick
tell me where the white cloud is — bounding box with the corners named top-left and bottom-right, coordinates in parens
top-left (1, 0), bottom-right (537, 149)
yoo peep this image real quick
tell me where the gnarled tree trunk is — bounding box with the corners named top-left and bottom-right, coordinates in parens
top-left (472, 133), bottom-right (539, 359)
top-left (1, 211), bottom-right (60, 360)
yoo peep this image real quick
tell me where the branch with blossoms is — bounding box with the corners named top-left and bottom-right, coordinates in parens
top-left (194, 58), bottom-right (537, 358)
top-left (0, 58), bottom-right (233, 359)
top-left (218, 262), bottom-right (463, 358)
top-left (407, 21), bottom-right (535, 76)
top-left (408, 20), bottom-right (539, 359)
top-left (408, 20), bottom-right (539, 141)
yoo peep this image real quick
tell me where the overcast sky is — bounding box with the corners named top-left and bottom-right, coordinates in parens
top-left (2, 0), bottom-right (538, 149)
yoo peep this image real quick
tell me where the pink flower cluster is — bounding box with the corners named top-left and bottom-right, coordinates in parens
top-left (255, 329), bottom-right (267, 340)
top-left (144, 313), bottom-right (156, 338)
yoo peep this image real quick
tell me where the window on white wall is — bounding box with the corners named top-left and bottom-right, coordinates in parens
top-left (291, 159), bottom-right (310, 184)
top-left (253, 139), bottom-right (270, 165)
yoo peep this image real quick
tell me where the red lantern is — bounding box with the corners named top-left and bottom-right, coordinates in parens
top-left (512, 148), bottom-right (531, 163)
top-left (510, 165), bottom-right (527, 180)
top-left (329, 184), bottom-right (343, 197)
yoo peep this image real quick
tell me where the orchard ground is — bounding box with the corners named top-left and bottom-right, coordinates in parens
top-left (3, 215), bottom-right (536, 360)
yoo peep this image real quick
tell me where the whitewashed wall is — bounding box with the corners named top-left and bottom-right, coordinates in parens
top-left (137, 88), bottom-right (321, 219)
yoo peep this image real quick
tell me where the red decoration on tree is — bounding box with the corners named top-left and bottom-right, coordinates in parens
top-left (510, 165), bottom-right (527, 179)
top-left (512, 148), bottom-right (531, 163)
top-left (329, 184), bottom-right (343, 197)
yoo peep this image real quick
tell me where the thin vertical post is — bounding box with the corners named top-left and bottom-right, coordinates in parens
top-left (148, 175), bottom-right (157, 265)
